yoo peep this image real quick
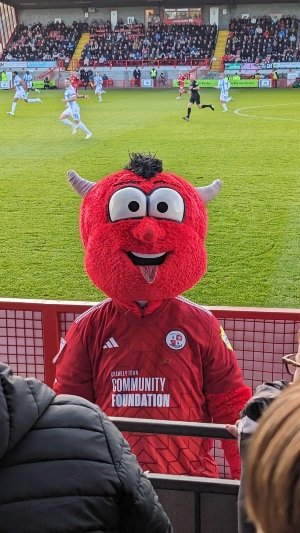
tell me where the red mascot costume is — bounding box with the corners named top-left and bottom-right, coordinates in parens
top-left (54, 153), bottom-right (251, 478)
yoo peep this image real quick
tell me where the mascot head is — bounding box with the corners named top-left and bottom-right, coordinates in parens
top-left (69, 154), bottom-right (221, 306)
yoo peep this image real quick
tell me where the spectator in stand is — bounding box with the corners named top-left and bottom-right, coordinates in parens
top-left (133, 65), bottom-right (141, 86)
top-left (0, 363), bottom-right (173, 533)
top-left (149, 14), bottom-right (161, 25)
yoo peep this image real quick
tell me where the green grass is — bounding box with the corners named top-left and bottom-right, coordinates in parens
top-left (0, 87), bottom-right (299, 307)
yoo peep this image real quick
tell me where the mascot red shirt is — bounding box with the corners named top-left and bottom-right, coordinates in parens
top-left (54, 154), bottom-right (251, 478)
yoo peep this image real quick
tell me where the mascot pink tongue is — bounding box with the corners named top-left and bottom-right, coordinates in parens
top-left (139, 265), bottom-right (157, 283)
top-left (54, 154), bottom-right (251, 480)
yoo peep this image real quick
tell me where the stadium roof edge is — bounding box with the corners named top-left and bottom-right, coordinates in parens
top-left (4, 0), bottom-right (297, 9)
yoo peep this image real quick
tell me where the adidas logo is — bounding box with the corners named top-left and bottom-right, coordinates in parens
top-left (103, 337), bottom-right (119, 349)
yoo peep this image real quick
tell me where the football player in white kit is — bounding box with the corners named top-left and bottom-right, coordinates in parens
top-left (23, 71), bottom-right (40, 93)
top-left (7, 71), bottom-right (42, 116)
top-left (59, 78), bottom-right (92, 139)
top-left (216, 73), bottom-right (232, 112)
top-left (93, 72), bottom-right (104, 102)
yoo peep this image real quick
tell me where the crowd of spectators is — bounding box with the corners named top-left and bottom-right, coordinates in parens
top-left (148, 14), bottom-right (161, 25)
top-left (88, 17), bottom-right (144, 33)
top-left (0, 21), bottom-right (88, 64)
top-left (88, 18), bottom-right (112, 32)
top-left (81, 22), bottom-right (217, 65)
top-left (224, 15), bottom-right (298, 63)
top-left (2, 15), bottom-right (298, 67)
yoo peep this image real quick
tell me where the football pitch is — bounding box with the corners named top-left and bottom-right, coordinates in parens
top-left (0, 87), bottom-right (299, 308)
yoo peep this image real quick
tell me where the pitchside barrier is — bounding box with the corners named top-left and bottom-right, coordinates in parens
top-left (32, 80), bottom-right (56, 89)
top-left (173, 79), bottom-right (259, 88)
top-left (0, 298), bottom-right (299, 478)
top-left (111, 417), bottom-right (239, 533)
top-left (0, 299), bottom-right (298, 531)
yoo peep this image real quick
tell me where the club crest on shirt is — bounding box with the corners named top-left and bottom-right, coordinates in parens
top-left (220, 326), bottom-right (233, 350)
top-left (165, 330), bottom-right (186, 350)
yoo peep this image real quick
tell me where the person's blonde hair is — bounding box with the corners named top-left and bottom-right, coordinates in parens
top-left (245, 381), bottom-right (300, 533)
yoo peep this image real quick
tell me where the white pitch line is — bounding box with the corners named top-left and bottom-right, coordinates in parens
top-left (234, 103), bottom-right (300, 122)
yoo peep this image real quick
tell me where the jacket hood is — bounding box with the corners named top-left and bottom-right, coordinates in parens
top-left (0, 363), bottom-right (55, 458)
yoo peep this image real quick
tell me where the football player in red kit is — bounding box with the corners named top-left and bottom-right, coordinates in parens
top-left (54, 153), bottom-right (251, 478)
top-left (68, 71), bottom-right (89, 103)
top-left (70, 71), bottom-right (80, 93)
top-left (176, 72), bottom-right (187, 99)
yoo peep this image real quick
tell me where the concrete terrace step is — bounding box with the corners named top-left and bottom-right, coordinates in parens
top-left (211, 30), bottom-right (229, 71)
top-left (67, 32), bottom-right (90, 70)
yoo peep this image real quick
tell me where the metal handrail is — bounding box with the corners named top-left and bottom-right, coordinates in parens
top-left (148, 473), bottom-right (239, 493)
top-left (110, 417), bottom-right (235, 439)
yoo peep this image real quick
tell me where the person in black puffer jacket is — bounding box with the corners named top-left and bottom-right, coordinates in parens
top-left (0, 363), bottom-right (173, 533)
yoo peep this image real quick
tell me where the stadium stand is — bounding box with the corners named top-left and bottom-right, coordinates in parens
top-left (224, 15), bottom-right (298, 63)
top-left (81, 22), bottom-right (217, 66)
top-left (0, 21), bottom-right (88, 65)
top-left (0, 9), bottom-right (299, 73)
top-left (0, 18), bottom-right (216, 68)
top-left (2, 15), bottom-right (298, 69)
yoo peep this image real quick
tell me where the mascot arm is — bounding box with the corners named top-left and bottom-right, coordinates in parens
top-left (203, 315), bottom-right (252, 479)
top-left (53, 322), bottom-right (94, 402)
top-left (206, 386), bottom-right (251, 479)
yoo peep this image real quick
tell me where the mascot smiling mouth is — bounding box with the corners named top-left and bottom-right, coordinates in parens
top-left (127, 252), bottom-right (168, 284)
top-left (127, 251), bottom-right (167, 266)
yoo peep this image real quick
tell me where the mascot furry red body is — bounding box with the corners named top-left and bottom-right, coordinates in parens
top-left (54, 154), bottom-right (251, 478)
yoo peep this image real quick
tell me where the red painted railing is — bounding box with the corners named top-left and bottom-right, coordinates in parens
top-left (0, 298), bottom-right (299, 389)
top-left (0, 297), bottom-right (298, 478)
top-left (67, 58), bottom-right (210, 71)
